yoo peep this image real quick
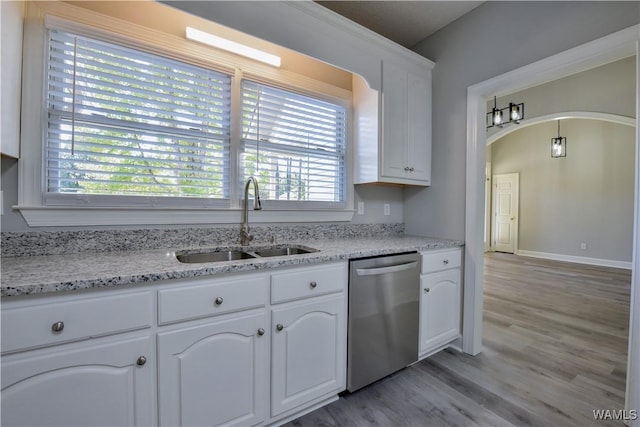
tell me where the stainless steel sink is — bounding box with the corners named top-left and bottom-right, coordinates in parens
top-left (175, 245), bottom-right (318, 263)
top-left (176, 250), bottom-right (256, 264)
top-left (254, 246), bottom-right (318, 257)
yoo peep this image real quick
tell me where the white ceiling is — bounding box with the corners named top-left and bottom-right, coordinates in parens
top-left (316, 1), bottom-right (484, 48)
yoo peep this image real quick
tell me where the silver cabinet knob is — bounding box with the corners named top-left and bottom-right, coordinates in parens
top-left (404, 166), bottom-right (410, 171)
top-left (409, 167), bottom-right (415, 172)
top-left (257, 328), bottom-right (265, 336)
top-left (276, 324), bottom-right (284, 332)
top-left (214, 297), bottom-right (224, 305)
top-left (51, 321), bottom-right (64, 333)
top-left (310, 281), bottom-right (317, 289)
top-left (443, 259), bottom-right (449, 265)
top-left (136, 356), bottom-right (147, 366)
top-left (424, 288), bottom-right (430, 293)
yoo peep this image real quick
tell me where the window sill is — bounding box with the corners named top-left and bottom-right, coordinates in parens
top-left (16, 206), bottom-right (355, 227)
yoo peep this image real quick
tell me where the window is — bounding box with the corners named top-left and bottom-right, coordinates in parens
top-left (241, 80), bottom-right (346, 207)
top-left (18, 7), bottom-right (353, 226)
top-left (46, 30), bottom-right (232, 207)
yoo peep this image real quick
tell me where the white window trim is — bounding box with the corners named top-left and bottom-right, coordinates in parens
top-left (17, 2), bottom-right (354, 226)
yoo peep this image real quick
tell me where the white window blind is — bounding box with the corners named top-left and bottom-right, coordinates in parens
top-left (241, 80), bottom-right (346, 205)
top-left (45, 30), bottom-right (232, 205)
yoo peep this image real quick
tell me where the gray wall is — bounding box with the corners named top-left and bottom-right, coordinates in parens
top-left (491, 119), bottom-right (635, 262)
top-left (489, 57), bottom-right (636, 137)
top-left (405, 1), bottom-right (640, 240)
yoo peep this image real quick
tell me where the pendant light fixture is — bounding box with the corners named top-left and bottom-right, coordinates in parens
top-left (551, 120), bottom-right (567, 158)
top-left (487, 96), bottom-right (524, 129)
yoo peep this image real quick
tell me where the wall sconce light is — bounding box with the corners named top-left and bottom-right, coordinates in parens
top-left (551, 120), bottom-right (567, 158)
top-left (186, 27), bottom-right (282, 67)
top-left (487, 96), bottom-right (524, 129)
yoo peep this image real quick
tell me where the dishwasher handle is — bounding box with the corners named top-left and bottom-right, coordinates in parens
top-left (355, 261), bottom-right (418, 276)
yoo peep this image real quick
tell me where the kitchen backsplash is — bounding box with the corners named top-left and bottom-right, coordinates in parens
top-left (1, 223), bottom-right (404, 257)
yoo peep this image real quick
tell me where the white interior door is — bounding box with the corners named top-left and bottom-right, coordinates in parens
top-left (491, 173), bottom-right (519, 253)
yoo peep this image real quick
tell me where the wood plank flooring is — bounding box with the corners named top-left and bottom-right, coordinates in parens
top-left (287, 253), bottom-right (631, 427)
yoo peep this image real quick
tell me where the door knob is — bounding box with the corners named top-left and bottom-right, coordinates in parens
top-left (136, 356), bottom-right (147, 366)
top-left (214, 297), bottom-right (224, 305)
top-left (310, 281), bottom-right (317, 289)
top-left (257, 328), bottom-right (265, 336)
top-left (424, 288), bottom-right (430, 293)
top-left (276, 324), bottom-right (284, 332)
top-left (51, 321), bottom-right (64, 333)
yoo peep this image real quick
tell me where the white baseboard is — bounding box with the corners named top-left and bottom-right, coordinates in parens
top-left (516, 250), bottom-right (632, 270)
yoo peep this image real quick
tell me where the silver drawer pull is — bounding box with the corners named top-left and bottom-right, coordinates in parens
top-left (310, 281), bottom-right (317, 289)
top-left (257, 328), bottom-right (265, 336)
top-left (276, 324), bottom-right (284, 332)
top-left (51, 321), bottom-right (64, 333)
top-left (214, 297), bottom-right (224, 306)
top-left (443, 259), bottom-right (449, 265)
top-left (136, 356), bottom-right (147, 366)
top-left (424, 288), bottom-right (431, 293)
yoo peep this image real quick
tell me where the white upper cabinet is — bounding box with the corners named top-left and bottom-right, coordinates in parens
top-left (354, 57), bottom-right (433, 186)
top-left (1, 0), bottom-right (24, 158)
top-left (380, 60), bottom-right (432, 184)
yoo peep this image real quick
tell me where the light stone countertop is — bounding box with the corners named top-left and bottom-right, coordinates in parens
top-left (0, 235), bottom-right (463, 297)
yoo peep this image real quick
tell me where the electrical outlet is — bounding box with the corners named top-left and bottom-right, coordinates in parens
top-left (580, 242), bottom-right (587, 250)
top-left (384, 203), bottom-right (390, 216)
top-left (357, 201), bottom-right (364, 215)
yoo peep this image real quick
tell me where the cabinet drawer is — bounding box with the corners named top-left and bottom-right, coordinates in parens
top-left (158, 274), bottom-right (268, 325)
top-left (1, 291), bottom-right (153, 354)
top-left (421, 248), bottom-right (462, 274)
top-left (271, 263), bottom-right (347, 304)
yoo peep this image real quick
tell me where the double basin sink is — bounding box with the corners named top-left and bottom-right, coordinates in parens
top-left (175, 245), bottom-right (318, 264)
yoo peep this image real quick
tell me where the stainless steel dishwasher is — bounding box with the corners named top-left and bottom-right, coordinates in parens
top-left (347, 252), bottom-right (421, 392)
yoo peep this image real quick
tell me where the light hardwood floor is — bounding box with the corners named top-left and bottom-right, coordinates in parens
top-left (287, 252), bottom-right (631, 427)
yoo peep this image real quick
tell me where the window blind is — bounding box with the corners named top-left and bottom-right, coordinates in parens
top-left (45, 30), bottom-right (232, 203)
top-left (241, 80), bottom-right (346, 204)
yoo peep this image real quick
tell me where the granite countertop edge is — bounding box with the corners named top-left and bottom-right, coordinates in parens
top-left (1, 235), bottom-right (464, 298)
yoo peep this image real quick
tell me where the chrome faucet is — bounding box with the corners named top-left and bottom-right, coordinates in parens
top-left (240, 176), bottom-right (262, 245)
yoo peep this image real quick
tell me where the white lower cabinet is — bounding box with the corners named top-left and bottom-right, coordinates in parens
top-left (271, 295), bottom-right (346, 417)
top-left (158, 311), bottom-right (267, 427)
top-left (1, 262), bottom-right (348, 427)
top-left (1, 334), bottom-right (155, 427)
top-left (419, 248), bottom-right (462, 358)
top-left (1, 288), bottom-right (155, 427)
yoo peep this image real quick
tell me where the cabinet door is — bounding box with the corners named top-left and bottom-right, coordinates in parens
top-left (158, 312), bottom-right (267, 427)
top-left (380, 60), bottom-right (409, 180)
top-left (381, 60), bottom-right (431, 185)
top-left (406, 70), bottom-right (431, 183)
top-left (271, 295), bottom-right (346, 417)
top-left (420, 269), bottom-right (461, 355)
top-left (1, 335), bottom-right (154, 427)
